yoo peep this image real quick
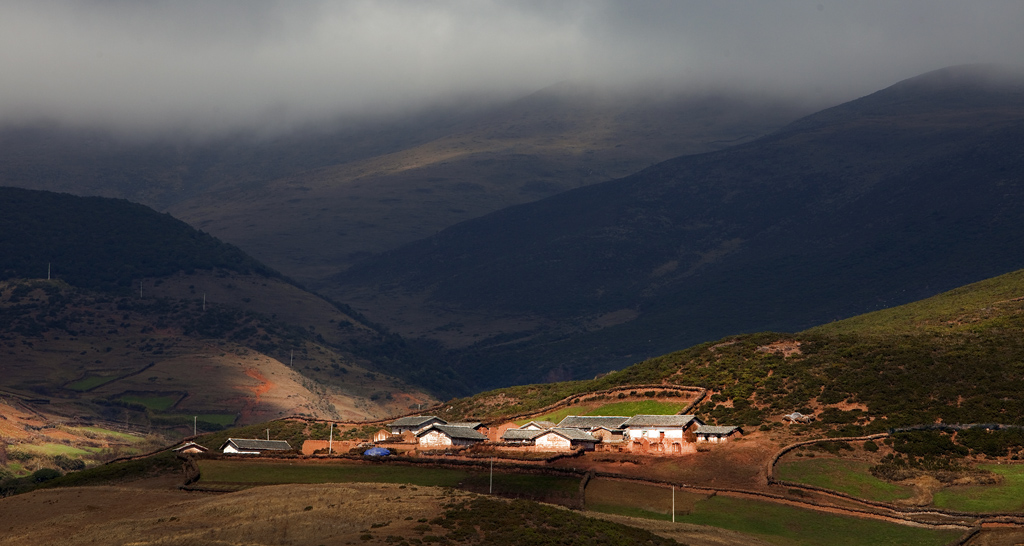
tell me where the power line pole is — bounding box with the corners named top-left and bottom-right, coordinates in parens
top-left (194, 416), bottom-right (197, 436)
top-left (328, 422), bottom-right (334, 455)
top-left (672, 486), bottom-right (675, 523)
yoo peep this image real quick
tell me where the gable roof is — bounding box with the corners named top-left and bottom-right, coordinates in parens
top-left (390, 415), bottom-right (446, 428)
top-left (696, 425), bottom-right (740, 435)
top-left (501, 429), bottom-right (544, 441)
top-left (622, 415), bottom-right (702, 428)
top-left (173, 441), bottom-right (209, 453)
top-left (538, 428), bottom-right (598, 442)
top-left (446, 422), bottom-right (485, 430)
top-left (416, 424), bottom-right (487, 441)
top-left (520, 420), bottom-right (556, 430)
top-left (220, 438), bottom-right (292, 451)
top-left (556, 416), bottom-right (629, 430)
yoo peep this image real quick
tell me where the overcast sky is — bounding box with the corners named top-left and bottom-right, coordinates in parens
top-left (1, 0), bottom-right (1021, 138)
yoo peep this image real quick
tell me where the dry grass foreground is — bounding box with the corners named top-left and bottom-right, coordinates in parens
top-left (0, 479), bottom-right (778, 546)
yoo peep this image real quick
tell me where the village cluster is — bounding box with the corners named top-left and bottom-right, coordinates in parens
top-left (199, 413), bottom-right (743, 457)
top-left (392, 414), bottom-right (741, 455)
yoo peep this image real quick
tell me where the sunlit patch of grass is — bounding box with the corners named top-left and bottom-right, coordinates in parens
top-left (66, 374), bottom-right (120, 391)
top-left (15, 444), bottom-right (94, 457)
top-left (71, 426), bottom-right (144, 442)
top-left (775, 458), bottom-right (915, 503)
top-left (933, 464), bottom-right (1024, 513)
top-left (587, 400), bottom-right (684, 416)
top-left (118, 393), bottom-right (181, 411)
top-left (679, 495), bottom-right (959, 546)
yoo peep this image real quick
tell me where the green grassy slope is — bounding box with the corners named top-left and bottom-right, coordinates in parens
top-left (443, 267), bottom-right (1024, 441)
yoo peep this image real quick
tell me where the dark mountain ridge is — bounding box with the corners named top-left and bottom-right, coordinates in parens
top-left (0, 186), bottom-right (277, 292)
top-left (334, 65), bottom-right (1024, 389)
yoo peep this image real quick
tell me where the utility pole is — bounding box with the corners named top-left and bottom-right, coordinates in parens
top-left (489, 457), bottom-right (494, 494)
top-left (193, 416), bottom-right (197, 436)
top-left (672, 486), bottom-right (675, 523)
top-left (266, 429), bottom-right (270, 441)
top-left (328, 422), bottom-right (334, 455)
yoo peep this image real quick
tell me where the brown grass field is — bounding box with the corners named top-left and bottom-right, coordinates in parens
top-left (0, 475), bottom-right (790, 546)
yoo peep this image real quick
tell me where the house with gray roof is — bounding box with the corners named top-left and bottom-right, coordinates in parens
top-left (500, 428), bottom-right (544, 444)
top-left (446, 422), bottom-right (488, 435)
top-left (621, 415), bottom-right (704, 442)
top-left (519, 420), bottom-right (556, 430)
top-left (389, 415), bottom-right (447, 435)
top-left (220, 438), bottom-right (292, 455)
top-left (416, 424), bottom-right (487, 448)
top-left (533, 428), bottom-right (599, 452)
top-left (557, 416), bottom-right (629, 430)
top-left (695, 425), bottom-right (742, 443)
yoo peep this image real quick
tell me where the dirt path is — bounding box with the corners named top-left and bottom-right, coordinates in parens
top-left (583, 511), bottom-right (777, 546)
top-left (897, 475), bottom-right (944, 507)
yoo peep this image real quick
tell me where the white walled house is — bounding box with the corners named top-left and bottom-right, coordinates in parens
top-left (416, 424), bottom-right (487, 448)
top-left (622, 415), bottom-right (704, 442)
top-left (532, 428), bottom-right (598, 452)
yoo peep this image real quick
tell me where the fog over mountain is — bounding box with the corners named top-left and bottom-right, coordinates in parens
top-left (2, 1), bottom-right (1022, 139)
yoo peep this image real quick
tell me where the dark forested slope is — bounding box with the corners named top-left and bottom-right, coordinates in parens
top-left (0, 187), bottom-right (275, 291)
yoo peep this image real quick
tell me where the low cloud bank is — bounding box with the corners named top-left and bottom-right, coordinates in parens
top-left (1, 1), bottom-right (1021, 138)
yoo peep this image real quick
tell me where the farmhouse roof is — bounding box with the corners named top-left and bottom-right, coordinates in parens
top-left (416, 424), bottom-right (486, 441)
top-left (220, 438), bottom-right (292, 451)
top-left (390, 415), bottom-right (446, 427)
top-left (173, 441), bottom-right (209, 453)
top-left (520, 420), bottom-right (557, 429)
top-left (501, 429), bottom-right (543, 441)
top-left (696, 425), bottom-right (739, 435)
top-left (557, 416), bottom-right (629, 430)
top-left (540, 428), bottom-right (598, 442)
top-left (622, 415), bottom-right (702, 428)
top-left (446, 422), bottom-right (484, 430)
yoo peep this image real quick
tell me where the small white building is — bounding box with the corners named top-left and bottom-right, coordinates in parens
top-left (220, 438), bottom-right (292, 455)
top-left (695, 425), bottom-right (742, 443)
top-left (416, 424), bottom-right (487, 448)
top-left (389, 415), bottom-right (447, 435)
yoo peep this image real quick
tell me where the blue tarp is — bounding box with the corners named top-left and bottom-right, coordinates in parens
top-left (363, 447), bottom-right (391, 457)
